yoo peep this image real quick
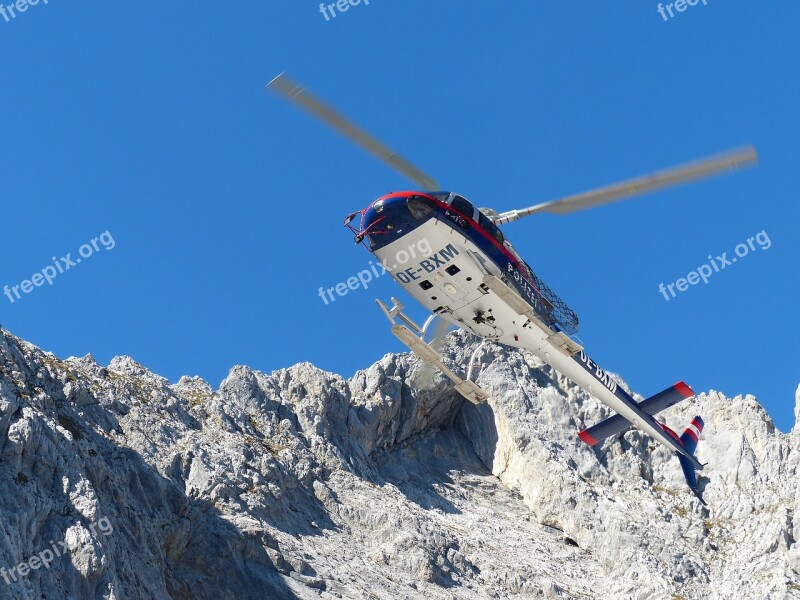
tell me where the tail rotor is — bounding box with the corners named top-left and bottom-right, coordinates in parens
top-left (677, 416), bottom-right (706, 505)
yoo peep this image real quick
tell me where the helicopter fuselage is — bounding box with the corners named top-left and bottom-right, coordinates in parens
top-left (352, 190), bottom-right (703, 470)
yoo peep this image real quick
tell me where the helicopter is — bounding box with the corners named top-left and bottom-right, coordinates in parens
top-left (267, 73), bottom-right (758, 503)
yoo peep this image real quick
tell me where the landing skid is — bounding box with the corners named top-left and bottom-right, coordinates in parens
top-left (376, 298), bottom-right (489, 405)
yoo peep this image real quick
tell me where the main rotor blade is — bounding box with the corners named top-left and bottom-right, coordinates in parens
top-left (495, 145), bottom-right (758, 224)
top-left (267, 73), bottom-right (439, 190)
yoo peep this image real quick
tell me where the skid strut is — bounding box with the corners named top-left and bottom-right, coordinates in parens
top-left (376, 298), bottom-right (489, 404)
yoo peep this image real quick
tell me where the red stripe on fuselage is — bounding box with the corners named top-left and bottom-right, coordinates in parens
top-left (657, 421), bottom-right (682, 442)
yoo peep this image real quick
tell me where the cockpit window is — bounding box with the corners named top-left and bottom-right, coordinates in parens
top-left (407, 196), bottom-right (436, 220)
top-left (451, 195), bottom-right (475, 219)
top-left (427, 192), bottom-right (451, 203)
top-left (445, 195), bottom-right (475, 231)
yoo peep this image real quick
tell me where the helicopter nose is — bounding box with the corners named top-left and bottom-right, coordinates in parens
top-left (363, 193), bottom-right (411, 225)
top-left (353, 193), bottom-right (426, 249)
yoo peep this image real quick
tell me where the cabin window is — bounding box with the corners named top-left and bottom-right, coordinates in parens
top-left (479, 212), bottom-right (505, 245)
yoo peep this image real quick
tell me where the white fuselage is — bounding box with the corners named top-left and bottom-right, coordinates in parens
top-left (374, 218), bottom-right (696, 462)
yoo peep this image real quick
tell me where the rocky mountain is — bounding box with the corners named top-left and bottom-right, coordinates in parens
top-left (0, 326), bottom-right (797, 599)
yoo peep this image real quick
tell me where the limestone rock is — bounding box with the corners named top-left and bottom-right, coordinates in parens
top-left (0, 327), bottom-right (796, 599)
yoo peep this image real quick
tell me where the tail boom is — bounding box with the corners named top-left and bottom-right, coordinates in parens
top-left (566, 351), bottom-right (703, 471)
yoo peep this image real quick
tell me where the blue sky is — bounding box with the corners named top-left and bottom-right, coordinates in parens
top-left (1, 1), bottom-right (797, 430)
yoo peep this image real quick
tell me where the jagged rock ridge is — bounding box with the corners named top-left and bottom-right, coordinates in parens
top-left (0, 327), bottom-right (797, 599)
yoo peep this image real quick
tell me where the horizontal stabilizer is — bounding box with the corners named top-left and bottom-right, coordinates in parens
top-left (578, 381), bottom-right (695, 446)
